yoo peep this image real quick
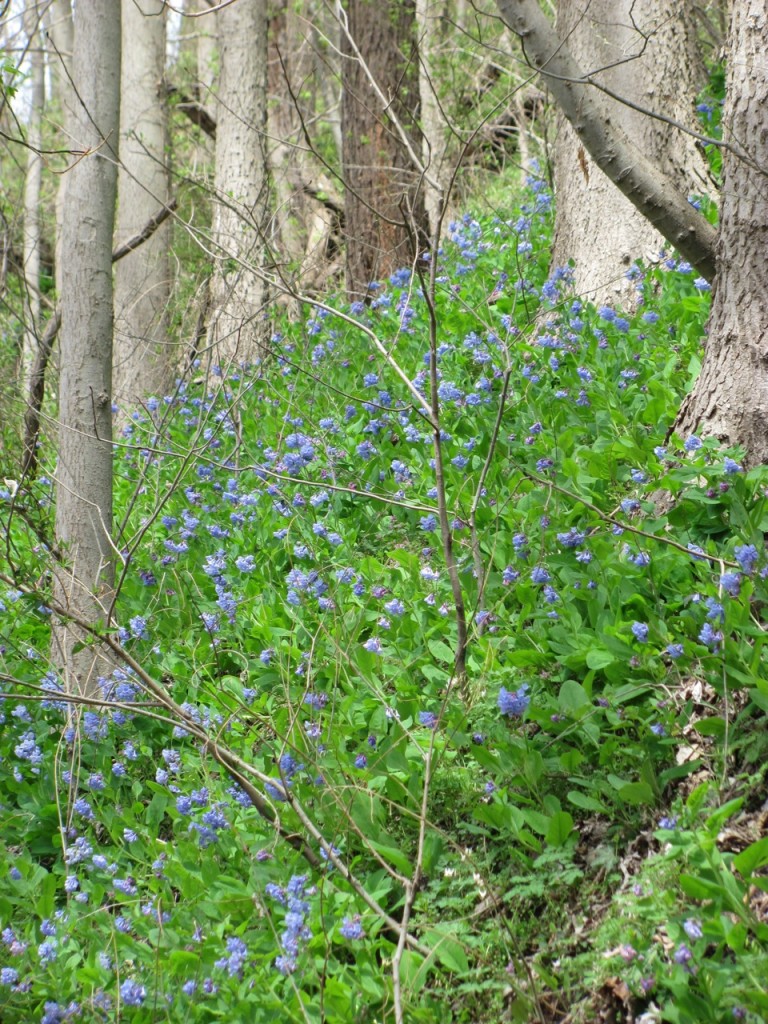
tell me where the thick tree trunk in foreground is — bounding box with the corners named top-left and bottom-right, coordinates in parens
top-left (341, 0), bottom-right (428, 297)
top-left (53, 3), bottom-right (120, 696)
top-left (553, 0), bottom-right (709, 303)
top-left (675, 0), bottom-right (768, 464)
top-left (114, 0), bottom-right (172, 410)
top-left (494, 0), bottom-right (716, 282)
top-left (207, 0), bottom-right (269, 364)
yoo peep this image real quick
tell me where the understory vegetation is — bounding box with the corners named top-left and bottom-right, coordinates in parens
top-left (1, 170), bottom-right (767, 1023)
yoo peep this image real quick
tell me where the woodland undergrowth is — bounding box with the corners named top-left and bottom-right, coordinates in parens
top-left (1, 170), bottom-right (767, 1024)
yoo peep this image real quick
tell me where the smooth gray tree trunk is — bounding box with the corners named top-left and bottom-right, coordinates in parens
top-left (52, 2), bottom-right (120, 696)
top-left (21, 3), bottom-right (45, 394)
top-left (207, 0), bottom-right (269, 364)
top-left (45, 0), bottom-right (75, 301)
top-left (552, 0), bottom-right (709, 303)
top-left (114, 0), bottom-right (172, 410)
top-left (416, 0), bottom-right (449, 237)
top-left (675, 0), bottom-right (768, 464)
top-left (494, 0), bottom-right (716, 281)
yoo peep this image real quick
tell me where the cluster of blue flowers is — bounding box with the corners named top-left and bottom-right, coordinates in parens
top-left (266, 874), bottom-right (315, 976)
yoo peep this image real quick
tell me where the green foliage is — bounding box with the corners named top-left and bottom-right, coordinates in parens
top-left (0, 170), bottom-right (766, 1023)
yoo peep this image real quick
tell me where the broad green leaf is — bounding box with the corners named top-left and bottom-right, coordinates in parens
top-left (558, 680), bottom-right (590, 717)
top-left (692, 716), bottom-right (726, 738)
top-left (733, 836), bottom-right (768, 877)
top-left (567, 790), bottom-right (608, 813)
top-left (367, 840), bottom-right (412, 875)
top-left (427, 639), bottom-right (455, 664)
top-left (546, 811), bottom-right (575, 846)
top-left (617, 782), bottom-right (655, 806)
top-left (586, 647), bottom-right (615, 670)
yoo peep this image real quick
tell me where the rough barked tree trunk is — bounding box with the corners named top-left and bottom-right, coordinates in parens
top-left (340, 0), bottom-right (428, 298)
top-left (552, 0), bottom-right (709, 303)
top-left (494, 0), bottom-right (716, 281)
top-left (114, 0), bottom-right (172, 411)
top-left (268, 1), bottom-right (317, 268)
top-left (21, 3), bottom-right (45, 395)
top-left (207, 0), bottom-right (269, 364)
top-left (268, 0), bottom-right (344, 293)
top-left (674, 0), bottom-right (768, 464)
top-left (52, 2), bottom-right (120, 697)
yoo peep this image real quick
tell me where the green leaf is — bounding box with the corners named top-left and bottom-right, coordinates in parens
top-left (558, 680), bottom-right (590, 717)
top-left (35, 872), bottom-right (56, 919)
top-left (748, 688), bottom-right (768, 713)
top-left (424, 929), bottom-right (469, 974)
top-left (367, 840), bottom-right (412, 875)
top-left (427, 639), bottom-right (455, 664)
top-left (733, 836), bottom-right (768, 877)
top-left (679, 873), bottom-right (723, 900)
top-left (422, 834), bottom-right (444, 874)
top-left (546, 811), bottom-right (575, 846)
top-left (400, 949), bottom-right (430, 994)
top-left (586, 647), bottom-right (615, 670)
top-left (522, 809), bottom-right (550, 835)
top-left (169, 950), bottom-right (203, 973)
top-left (145, 792), bottom-right (169, 828)
top-left (616, 782), bottom-right (655, 806)
top-left (692, 716), bottom-right (726, 738)
top-left (567, 790), bottom-right (608, 813)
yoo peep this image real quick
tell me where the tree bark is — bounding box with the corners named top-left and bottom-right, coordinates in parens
top-left (268, 0), bottom-right (344, 293)
top-left (207, 0), bottom-right (269, 364)
top-left (113, 0), bottom-right (172, 410)
top-left (494, 0), bottom-right (717, 282)
top-left (45, 0), bottom-right (75, 301)
top-left (52, 2), bottom-right (120, 696)
top-left (416, 0), bottom-right (449, 237)
top-left (674, 0), bottom-right (768, 464)
top-left (552, 0), bottom-right (709, 303)
top-left (340, 0), bottom-right (428, 298)
top-left (21, 3), bottom-right (45, 394)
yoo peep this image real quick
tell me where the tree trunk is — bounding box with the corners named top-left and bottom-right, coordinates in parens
top-left (552, 0), bottom-right (709, 303)
top-left (45, 0), bottom-right (75, 301)
top-left (207, 0), bottom-right (269, 364)
top-left (416, 0), bottom-right (449, 237)
top-left (494, 0), bottom-right (716, 282)
top-left (340, 0), bottom-right (428, 298)
top-left (113, 0), bottom-right (172, 410)
top-left (268, 0), bottom-right (315, 267)
top-left (21, 4), bottom-right (45, 394)
top-left (196, 0), bottom-right (218, 99)
top-left (674, 0), bottom-right (768, 464)
top-left (268, 0), bottom-right (344, 294)
top-left (52, 2), bottom-right (120, 696)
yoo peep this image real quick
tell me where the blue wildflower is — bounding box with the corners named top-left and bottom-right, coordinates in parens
top-left (120, 979), bottom-right (146, 1006)
top-left (498, 684), bottom-right (530, 718)
top-left (683, 435), bottom-right (702, 453)
top-left (340, 915), bottom-right (365, 940)
top-left (631, 622), bottom-right (649, 643)
top-left (734, 544), bottom-right (759, 574)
